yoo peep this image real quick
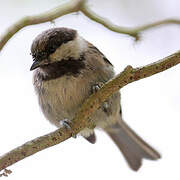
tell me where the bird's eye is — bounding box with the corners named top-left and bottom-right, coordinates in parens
top-left (49, 47), bottom-right (56, 53)
top-left (40, 52), bottom-right (47, 59)
top-left (31, 53), bottom-right (36, 61)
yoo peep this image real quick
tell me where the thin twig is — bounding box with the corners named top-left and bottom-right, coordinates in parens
top-left (81, 1), bottom-right (180, 40)
top-left (0, 50), bottom-right (180, 171)
top-left (0, 0), bottom-right (83, 51)
top-left (1, 0), bottom-right (180, 51)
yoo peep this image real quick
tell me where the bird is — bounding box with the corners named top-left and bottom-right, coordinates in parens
top-left (30, 27), bottom-right (161, 171)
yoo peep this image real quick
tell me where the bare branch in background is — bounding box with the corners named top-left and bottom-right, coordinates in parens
top-left (1, 0), bottom-right (180, 51)
top-left (0, 0), bottom-right (83, 51)
top-left (81, 2), bottom-right (180, 40)
top-left (0, 50), bottom-right (180, 172)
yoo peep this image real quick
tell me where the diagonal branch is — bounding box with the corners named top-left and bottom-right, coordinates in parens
top-left (1, 0), bottom-right (180, 51)
top-left (81, 2), bottom-right (180, 40)
top-left (0, 50), bottom-right (180, 172)
top-left (0, 0), bottom-right (84, 51)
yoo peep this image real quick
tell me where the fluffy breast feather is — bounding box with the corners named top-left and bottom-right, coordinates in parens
top-left (33, 46), bottom-right (119, 129)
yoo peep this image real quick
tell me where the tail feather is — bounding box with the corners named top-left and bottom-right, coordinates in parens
top-left (84, 132), bottom-right (96, 144)
top-left (105, 120), bottom-right (161, 171)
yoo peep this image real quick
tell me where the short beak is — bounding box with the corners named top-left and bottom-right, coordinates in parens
top-left (30, 60), bottom-right (41, 71)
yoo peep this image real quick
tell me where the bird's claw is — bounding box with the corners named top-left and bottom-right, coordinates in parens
top-left (60, 119), bottom-right (72, 130)
top-left (60, 119), bottom-right (77, 138)
top-left (91, 82), bottom-right (104, 93)
top-left (92, 83), bottom-right (111, 115)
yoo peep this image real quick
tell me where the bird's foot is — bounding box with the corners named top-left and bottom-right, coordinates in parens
top-left (91, 82), bottom-right (104, 93)
top-left (92, 83), bottom-right (111, 115)
top-left (60, 119), bottom-right (77, 138)
top-left (60, 119), bottom-right (72, 130)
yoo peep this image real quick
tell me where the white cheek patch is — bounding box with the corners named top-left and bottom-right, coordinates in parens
top-left (50, 35), bottom-right (87, 62)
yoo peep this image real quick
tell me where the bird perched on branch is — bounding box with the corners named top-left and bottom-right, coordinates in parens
top-left (30, 27), bottom-right (160, 171)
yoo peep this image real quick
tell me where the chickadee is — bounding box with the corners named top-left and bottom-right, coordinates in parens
top-left (30, 27), bottom-right (160, 171)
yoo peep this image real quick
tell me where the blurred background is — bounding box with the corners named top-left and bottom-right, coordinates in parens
top-left (0, 0), bottom-right (180, 179)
